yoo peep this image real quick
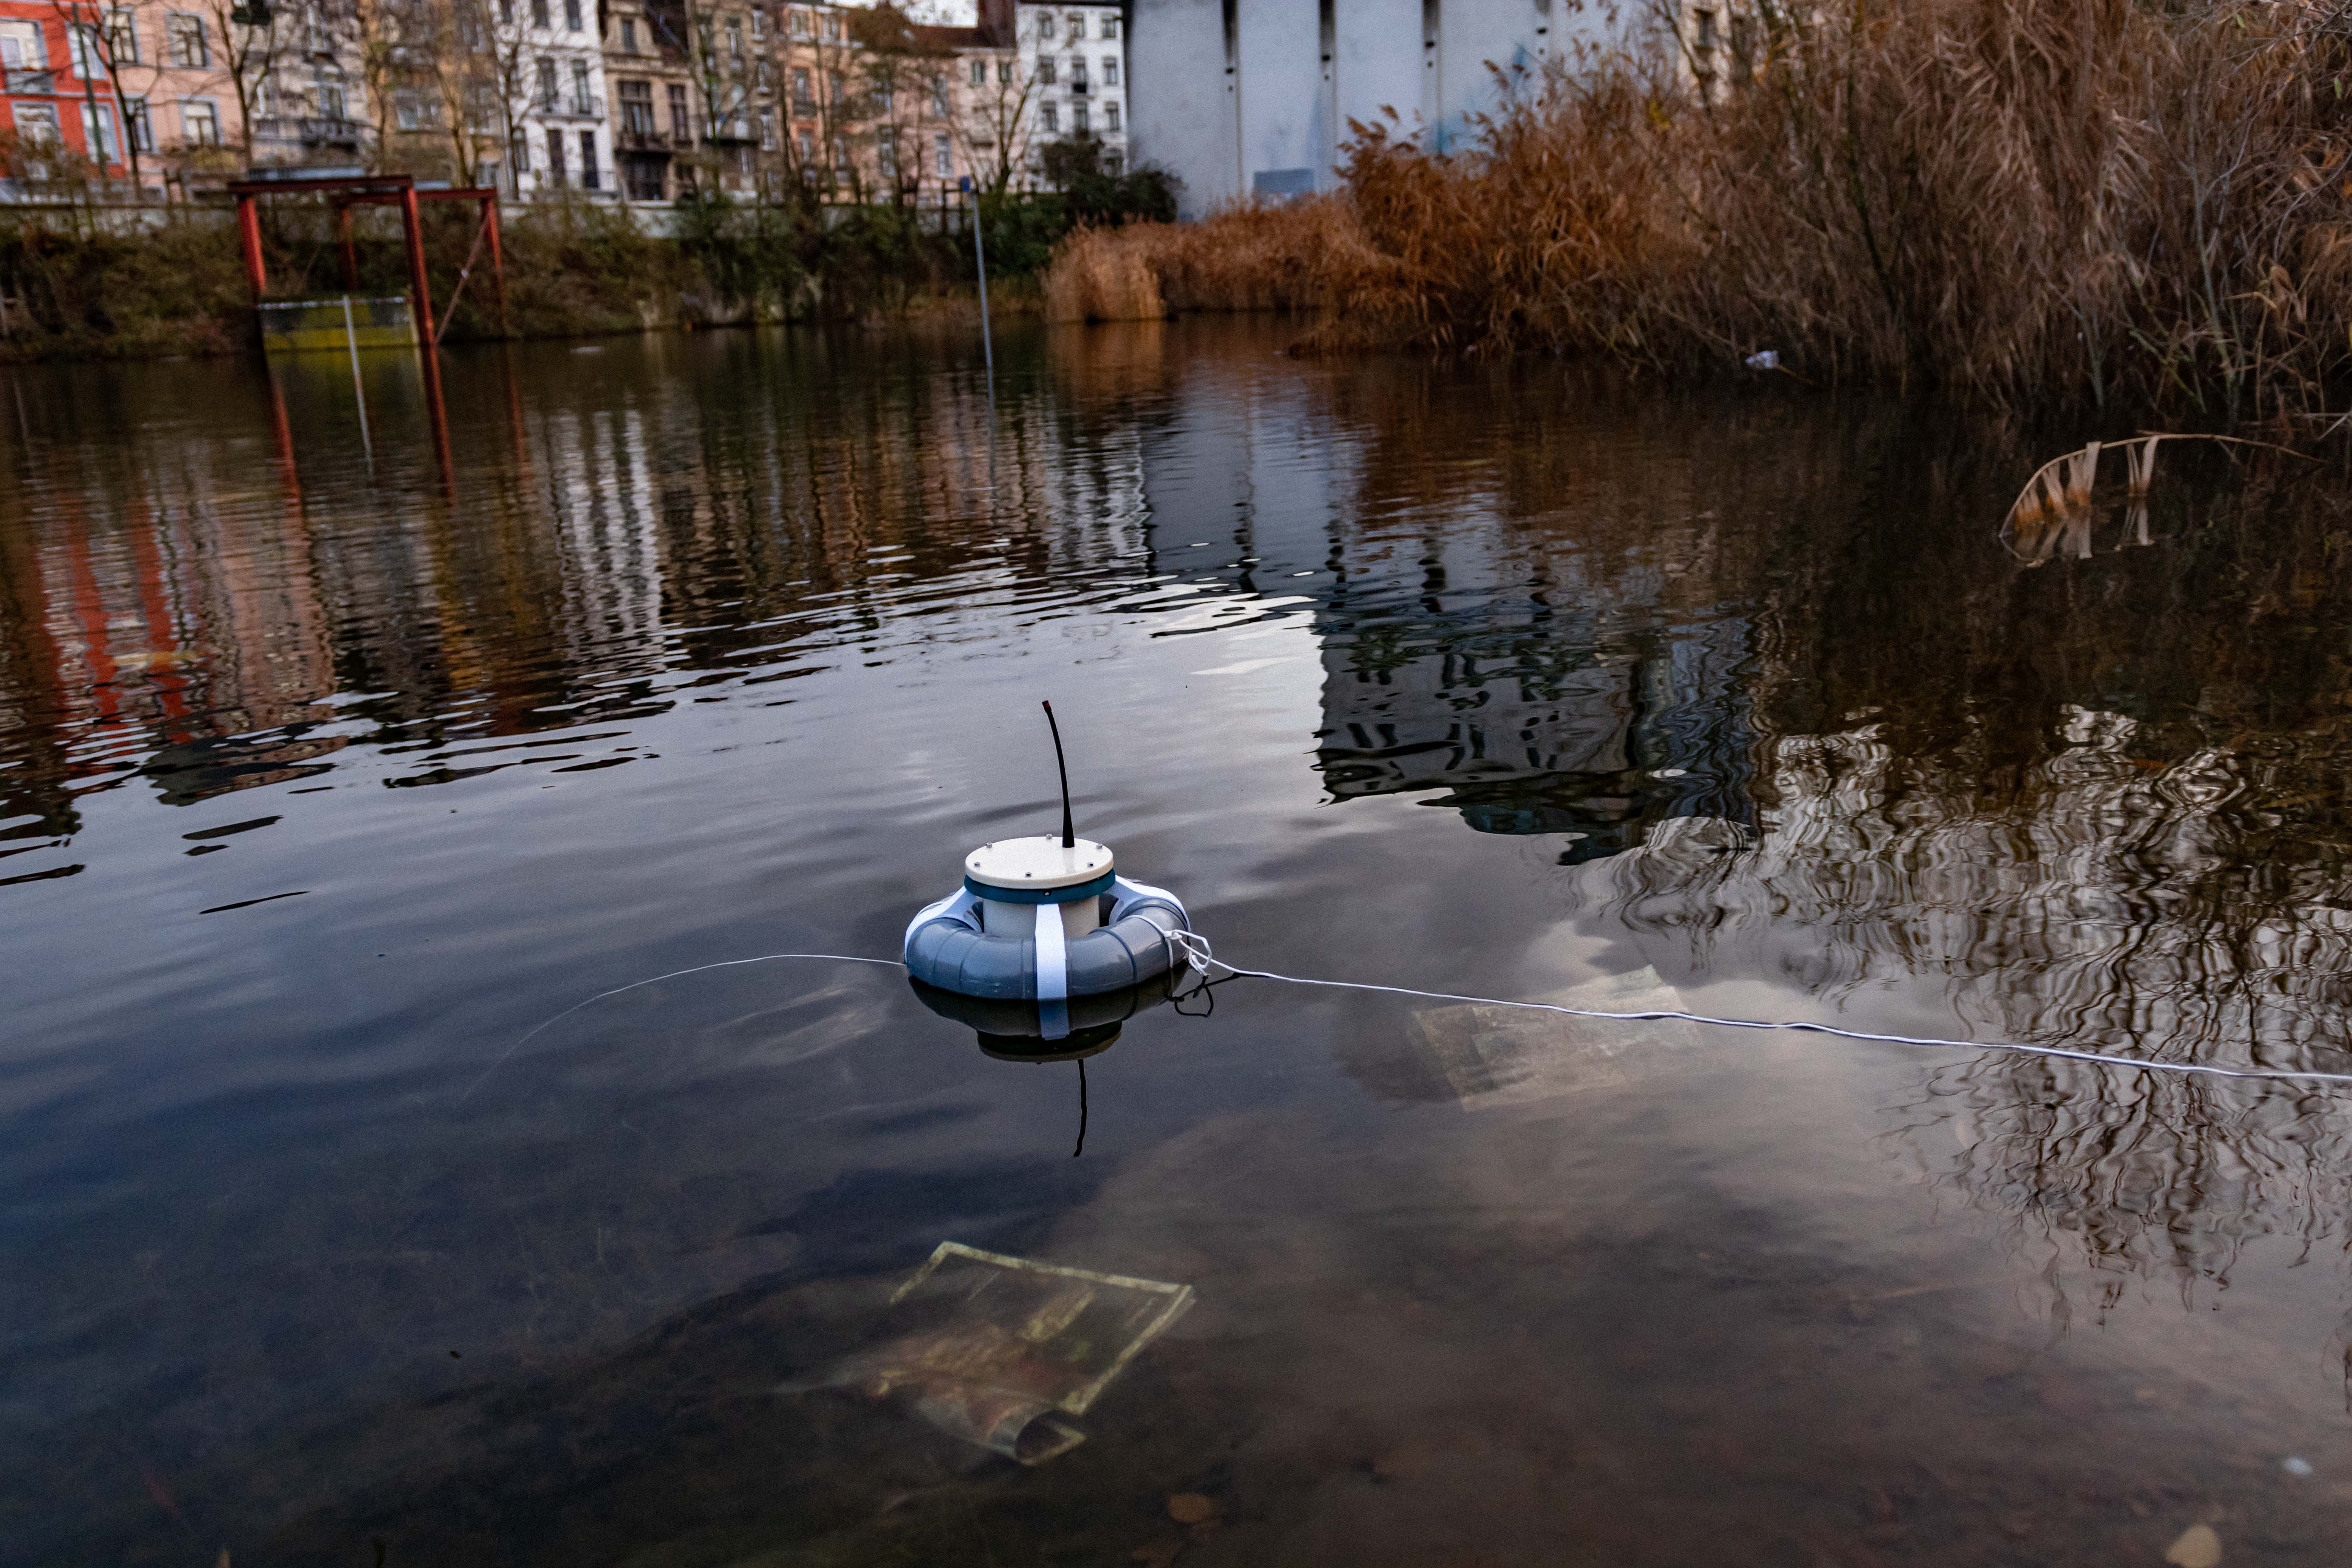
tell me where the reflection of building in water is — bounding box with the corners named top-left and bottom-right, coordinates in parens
top-left (1136, 356), bottom-right (1758, 849)
top-left (1572, 710), bottom-right (2352, 1284)
top-left (0, 456), bottom-right (339, 829)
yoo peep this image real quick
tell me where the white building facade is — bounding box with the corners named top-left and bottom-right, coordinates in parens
top-left (501, 0), bottom-right (613, 197)
top-left (1015, 1), bottom-right (1126, 177)
top-left (1128, 0), bottom-right (1589, 218)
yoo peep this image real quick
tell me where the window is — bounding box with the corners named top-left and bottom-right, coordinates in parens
top-left (968, 58), bottom-right (982, 85)
top-left (726, 18), bottom-right (741, 57)
top-left (67, 23), bottom-right (101, 77)
top-left (754, 58), bottom-right (769, 88)
top-left (790, 64), bottom-right (809, 104)
top-left (758, 108), bottom-right (774, 148)
top-left (928, 77), bottom-right (944, 115)
top-left (165, 13), bottom-right (207, 67)
top-left (820, 12), bottom-right (838, 40)
top-left (319, 77), bottom-right (347, 119)
top-left (563, 0), bottom-right (581, 30)
top-left (0, 19), bottom-right (47, 72)
top-left (1036, 11), bottom-right (1053, 37)
top-left (1102, 56), bottom-right (1117, 85)
top-left (125, 96), bottom-right (152, 151)
top-left (625, 155), bottom-right (662, 198)
top-left (579, 129), bottom-right (598, 188)
top-left (1066, 12), bottom-right (1085, 38)
top-left (1102, 14), bottom-right (1117, 38)
top-left (828, 68), bottom-right (842, 101)
top-left (546, 124), bottom-right (566, 177)
top-left (251, 71), bottom-right (274, 114)
top-left (1105, 149), bottom-right (1120, 173)
top-left (1103, 101), bottom-right (1118, 131)
top-left (530, 0), bottom-right (547, 24)
top-left (537, 57), bottom-right (557, 106)
top-left (787, 7), bottom-right (807, 34)
top-left (667, 81), bottom-right (689, 133)
top-left (619, 78), bottom-right (653, 132)
top-left (499, 0), bottom-right (512, 22)
top-left (877, 123), bottom-right (895, 177)
top-left (394, 89), bottom-right (433, 130)
top-left (181, 98), bottom-right (219, 143)
top-left (571, 59), bottom-right (591, 110)
top-left (1039, 100), bottom-right (1055, 132)
top-left (1071, 101), bottom-right (1086, 132)
top-left (1034, 56), bottom-right (1053, 84)
top-left (874, 78), bottom-right (890, 113)
top-left (933, 128), bottom-right (949, 177)
top-left (510, 130), bottom-right (529, 170)
top-left (80, 100), bottom-right (117, 162)
top-left (1694, 8), bottom-right (1719, 46)
top-left (750, 7), bottom-right (764, 37)
top-left (12, 103), bottom-right (60, 145)
top-left (796, 125), bottom-right (811, 158)
top-left (104, 9), bottom-right (138, 64)
top-left (619, 16), bottom-right (635, 49)
top-left (1070, 59), bottom-right (1086, 91)
top-left (997, 60), bottom-right (1010, 83)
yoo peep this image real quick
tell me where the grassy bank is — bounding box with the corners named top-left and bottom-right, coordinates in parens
top-left (1048, 0), bottom-right (2352, 416)
top-left (0, 187), bottom-right (1108, 361)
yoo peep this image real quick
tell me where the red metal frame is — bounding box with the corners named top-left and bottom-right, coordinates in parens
top-left (225, 173), bottom-right (510, 348)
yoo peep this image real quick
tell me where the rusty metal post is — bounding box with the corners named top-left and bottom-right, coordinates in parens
top-left (482, 192), bottom-right (509, 337)
top-left (398, 184), bottom-right (434, 347)
top-left (236, 193), bottom-right (267, 299)
top-left (335, 202), bottom-right (358, 289)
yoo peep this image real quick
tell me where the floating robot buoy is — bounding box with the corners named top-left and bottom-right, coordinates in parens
top-left (903, 703), bottom-right (1194, 1042)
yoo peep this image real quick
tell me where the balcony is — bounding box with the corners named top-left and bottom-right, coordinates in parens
top-left (535, 93), bottom-right (604, 118)
top-left (3, 68), bottom-right (57, 95)
top-left (300, 116), bottom-right (365, 146)
top-left (617, 123), bottom-right (673, 150)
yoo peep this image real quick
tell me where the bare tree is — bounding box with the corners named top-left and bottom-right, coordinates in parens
top-left (950, 45), bottom-right (1031, 196)
top-left (44, 0), bottom-right (139, 184)
top-left (194, 0), bottom-right (290, 165)
top-left (850, 3), bottom-right (946, 207)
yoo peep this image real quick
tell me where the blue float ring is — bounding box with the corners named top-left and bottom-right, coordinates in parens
top-left (963, 870), bottom-right (1116, 905)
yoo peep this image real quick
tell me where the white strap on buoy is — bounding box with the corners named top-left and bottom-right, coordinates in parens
top-left (1034, 902), bottom-right (1070, 1040)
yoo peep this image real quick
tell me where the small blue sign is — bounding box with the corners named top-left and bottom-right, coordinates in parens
top-left (958, 175), bottom-right (973, 194)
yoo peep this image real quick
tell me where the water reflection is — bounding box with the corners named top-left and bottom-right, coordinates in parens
top-left (8, 325), bottom-right (2352, 1560)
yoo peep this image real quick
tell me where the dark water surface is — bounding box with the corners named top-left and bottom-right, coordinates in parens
top-left (7, 321), bottom-right (2352, 1564)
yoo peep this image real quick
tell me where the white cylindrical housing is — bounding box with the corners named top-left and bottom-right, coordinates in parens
top-left (964, 835), bottom-right (1113, 941)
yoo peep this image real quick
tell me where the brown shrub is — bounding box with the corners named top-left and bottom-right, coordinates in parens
top-left (1041, 197), bottom-right (1397, 324)
top-left (1064, 0), bottom-right (2352, 412)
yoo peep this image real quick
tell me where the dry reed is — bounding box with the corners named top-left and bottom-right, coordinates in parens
top-left (1050, 0), bottom-right (2352, 412)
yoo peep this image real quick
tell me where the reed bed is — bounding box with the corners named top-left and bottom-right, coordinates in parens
top-left (1049, 0), bottom-right (2352, 413)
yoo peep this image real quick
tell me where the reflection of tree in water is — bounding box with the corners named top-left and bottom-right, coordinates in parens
top-left (1576, 707), bottom-right (2352, 1288)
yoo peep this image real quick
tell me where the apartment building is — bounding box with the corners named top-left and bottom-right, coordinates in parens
top-left (490, 0), bottom-right (613, 196)
top-left (920, 13), bottom-right (1016, 196)
top-left (0, 1), bottom-right (134, 182)
top-left (603, 0), bottom-right (698, 200)
top-left (1015, 1), bottom-right (1123, 174)
top-left (245, 1), bottom-right (370, 175)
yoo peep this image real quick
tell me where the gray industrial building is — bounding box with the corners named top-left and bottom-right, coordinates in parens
top-left (1127, 0), bottom-right (1594, 217)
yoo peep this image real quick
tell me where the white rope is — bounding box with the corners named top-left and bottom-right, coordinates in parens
top-left (458, 953), bottom-right (905, 1103)
top-left (471, 933), bottom-right (2352, 1100)
top-left (1166, 931), bottom-right (2352, 1091)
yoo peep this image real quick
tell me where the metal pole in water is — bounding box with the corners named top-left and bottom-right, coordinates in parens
top-left (341, 294), bottom-right (373, 467)
top-left (963, 175), bottom-right (995, 392)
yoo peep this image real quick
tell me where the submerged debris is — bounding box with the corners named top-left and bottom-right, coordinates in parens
top-left (782, 1242), bottom-right (1194, 1465)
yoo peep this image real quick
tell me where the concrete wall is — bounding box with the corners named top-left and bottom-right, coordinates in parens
top-left (1131, 0), bottom-right (1592, 219)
